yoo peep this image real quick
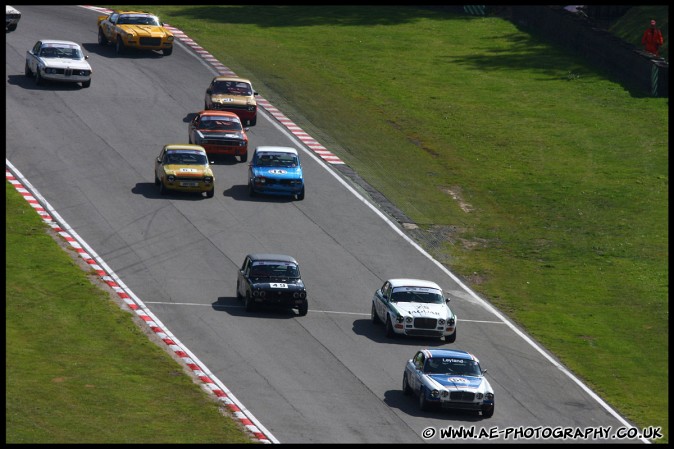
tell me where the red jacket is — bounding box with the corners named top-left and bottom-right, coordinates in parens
top-left (642, 27), bottom-right (664, 56)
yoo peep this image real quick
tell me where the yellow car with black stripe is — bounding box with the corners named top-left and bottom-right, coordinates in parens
top-left (97, 10), bottom-right (174, 56)
top-left (154, 144), bottom-right (215, 198)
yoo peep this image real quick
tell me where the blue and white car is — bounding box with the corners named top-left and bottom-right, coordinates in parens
top-left (403, 348), bottom-right (494, 417)
top-left (6, 5), bottom-right (21, 31)
top-left (25, 40), bottom-right (92, 88)
top-left (371, 278), bottom-right (457, 342)
top-left (247, 146), bottom-right (304, 200)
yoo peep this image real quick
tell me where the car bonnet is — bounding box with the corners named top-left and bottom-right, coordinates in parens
top-left (392, 302), bottom-right (449, 318)
top-left (252, 165), bottom-right (302, 180)
top-left (427, 374), bottom-right (485, 390)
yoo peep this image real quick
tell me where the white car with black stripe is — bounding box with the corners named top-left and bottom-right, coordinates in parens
top-left (371, 278), bottom-right (457, 342)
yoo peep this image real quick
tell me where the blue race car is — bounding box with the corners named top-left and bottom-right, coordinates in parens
top-left (403, 348), bottom-right (495, 417)
top-left (247, 146), bottom-right (304, 200)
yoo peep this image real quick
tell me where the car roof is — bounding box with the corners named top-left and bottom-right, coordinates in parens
top-left (254, 146), bottom-right (299, 156)
top-left (163, 144), bottom-right (207, 153)
top-left (422, 349), bottom-right (477, 361)
top-left (388, 278), bottom-right (442, 290)
top-left (39, 40), bottom-right (81, 47)
top-left (197, 110), bottom-right (240, 119)
top-left (116, 11), bottom-right (153, 15)
top-left (247, 254), bottom-right (298, 264)
top-left (211, 75), bottom-right (252, 84)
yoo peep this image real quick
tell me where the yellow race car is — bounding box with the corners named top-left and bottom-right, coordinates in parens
top-left (98, 10), bottom-right (174, 56)
top-left (154, 144), bottom-right (215, 198)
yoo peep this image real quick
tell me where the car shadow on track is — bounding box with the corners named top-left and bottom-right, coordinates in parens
top-left (81, 42), bottom-right (165, 59)
top-left (223, 184), bottom-right (297, 203)
top-left (352, 318), bottom-right (449, 347)
top-left (6, 74), bottom-right (87, 91)
top-left (212, 296), bottom-right (300, 319)
top-left (384, 389), bottom-right (486, 421)
top-left (132, 182), bottom-right (214, 200)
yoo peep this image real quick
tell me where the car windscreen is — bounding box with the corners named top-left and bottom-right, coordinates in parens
top-left (254, 153), bottom-right (298, 168)
top-left (391, 287), bottom-right (444, 304)
top-left (198, 117), bottom-right (242, 131)
top-left (250, 261), bottom-right (299, 279)
top-left (165, 151), bottom-right (207, 165)
top-left (424, 358), bottom-right (481, 376)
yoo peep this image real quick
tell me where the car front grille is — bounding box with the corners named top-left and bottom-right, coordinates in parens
top-left (414, 317), bottom-right (438, 329)
top-left (202, 139), bottom-right (244, 146)
top-left (262, 179), bottom-right (297, 186)
top-left (450, 391), bottom-right (476, 402)
top-left (139, 37), bottom-right (162, 46)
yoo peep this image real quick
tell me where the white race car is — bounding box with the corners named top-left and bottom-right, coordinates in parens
top-left (371, 278), bottom-right (457, 342)
top-left (403, 348), bottom-right (495, 417)
top-left (6, 5), bottom-right (21, 32)
top-left (25, 40), bottom-right (92, 88)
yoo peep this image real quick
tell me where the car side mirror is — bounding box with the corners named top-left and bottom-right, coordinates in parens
top-left (85, 55), bottom-right (89, 60)
top-left (482, 369), bottom-right (488, 375)
top-left (156, 157), bottom-right (161, 163)
top-left (244, 127), bottom-right (250, 132)
top-left (445, 297), bottom-right (450, 303)
top-left (206, 88), bottom-right (212, 94)
top-left (253, 91), bottom-right (258, 96)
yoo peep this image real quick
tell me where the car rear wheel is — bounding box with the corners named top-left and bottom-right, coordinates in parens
top-left (385, 316), bottom-right (396, 338)
top-left (445, 329), bottom-right (456, 343)
top-left (402, 372), bottom-right (412, 395)
top-left (98, 28), bottom-right (108, 45)
top-left (24, 61), bottom-right (32, 77)
top-left (482, 405), bottom-right (494, 418)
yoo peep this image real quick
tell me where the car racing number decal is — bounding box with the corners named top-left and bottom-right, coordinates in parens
top-left (270, 283), bottom-right (288, 288)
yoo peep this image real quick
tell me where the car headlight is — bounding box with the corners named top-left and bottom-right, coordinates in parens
top-left (405, 316), bottom-right (413, 323)
top-left (167, 36), bottom-right (174, 42)
top-left (438, 319), bottom-right (446, 326)
top-left (293, 291), bottom-right (306, 299)
top-left (45, 68), bottom-right (56, 74)
top-left (254, 177), bottom-right (266, 184)
top-left (430, 389), bottom-right (440, 399)
top-left (203, 176), bottom-right (213, 184)
top-left (167, 175), bottom-right (175, 183)
top-left (396, 315), bottom-right (404, 324)
top-left (476, 393), bottom-right (484, 399)
top-left (247, 105), bottom-right (256, 111)
top-left (448, 318), bottom-right (456, 326)
top-left (485, 393), bottom-right (494, 400)
top-left (441, 391), bottom-right (449, 398)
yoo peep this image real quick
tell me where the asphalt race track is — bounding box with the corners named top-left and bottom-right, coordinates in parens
top-left (5, 5), bottom-right (645, 444)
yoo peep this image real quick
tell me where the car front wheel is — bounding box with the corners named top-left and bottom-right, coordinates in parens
top-left (98, 28), bottom-right (108, 45)
top-left (482, 405), bottom-right (494, 418)
top-left (159, 180), bottom-right (168, 195)
top-left (296, 188), bottom-right (305, 201)
top-left (297, 301), bottom-right (308, 316)
top-left (206, 187), bottom-right (215, 198)
top-left (34, 68), bottom-right (42, 85)
top-left (385, 316), bottom-right (396, 338)
top-left (115, 37), bottom-right (124, 54)
top-left (445, 329), bottom-right (456, 343)
top-left (24, 61), bottom-right (32, 77)
top-left (371, 303), bottom-right (379, 324)
top-left (163, 46), bottom-right (173, 56)
top-left (402, 372), bottom-right (412, 395)
top-left (419, 388), bottom-right (431, 411)
top-left (244, 293), bottom-right (256, 312)
top-left (240, 152), bottom-right (248, 163)
top-left (82, 80), bottom-right (91, 88)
